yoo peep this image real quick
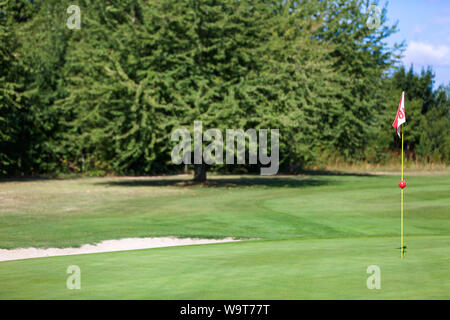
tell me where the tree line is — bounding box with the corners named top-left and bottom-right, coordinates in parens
top-left (1, 0), bottom-right (449, 179)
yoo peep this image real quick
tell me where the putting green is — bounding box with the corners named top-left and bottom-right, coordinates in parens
top-left (0, 236), bottom-right (449, 299)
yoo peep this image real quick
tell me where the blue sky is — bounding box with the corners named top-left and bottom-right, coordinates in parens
top-left (381, 0), bottom-right (450, 87)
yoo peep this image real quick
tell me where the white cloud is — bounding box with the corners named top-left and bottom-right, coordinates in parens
top-left (403, 41), bottom-right (450, 67)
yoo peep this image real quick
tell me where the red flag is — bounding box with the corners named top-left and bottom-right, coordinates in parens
top-left (392, 92), bottom-right (406, 137)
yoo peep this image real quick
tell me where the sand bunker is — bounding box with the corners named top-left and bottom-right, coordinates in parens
top-left (0, 237), bottom-right (242, 262)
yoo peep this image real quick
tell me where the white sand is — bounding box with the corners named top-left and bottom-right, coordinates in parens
top-left (0, 237), bottom-right (242, 262)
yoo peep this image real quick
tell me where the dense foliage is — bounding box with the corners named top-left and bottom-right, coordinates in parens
top-left (1, 0), bottom-right (449, 177)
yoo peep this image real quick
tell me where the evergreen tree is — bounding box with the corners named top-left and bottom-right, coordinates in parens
top-left (59, 0), bottom-right (340, 179)
top-left (2, 0), bottom-right (445, 177)
top-left (0, 0), bottom-right (33, 175)
top-left (16, 0), bottom-right (73, 173)
top-left (58, 0), bottom-right (164, 175)
top-left (302, 0), bottom-right (400, 162)
top-left (417, 85), bottom-right (450, 162)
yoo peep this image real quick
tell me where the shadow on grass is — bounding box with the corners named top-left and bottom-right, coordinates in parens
top-left (298, 170), bottom-right (375, 177)
top-left (97, 176), bottom-right (335, 189)
top-left (0, 177), bottom-right (59, 183)
top-left (0, 170), bottom-right (374, 186)
top-left (0, 174), bottom-right (83, 183)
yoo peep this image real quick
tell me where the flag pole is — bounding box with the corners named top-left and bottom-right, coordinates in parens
top-left (394, 91), bottom-right (406, 258)
top-left (401, 125), bottom-right (404, 259)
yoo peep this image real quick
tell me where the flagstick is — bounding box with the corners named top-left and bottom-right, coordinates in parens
top-left (401, 125), bottom-right (404, 259)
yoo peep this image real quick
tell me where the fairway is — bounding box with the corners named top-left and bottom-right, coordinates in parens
top-left (0, 174), bottom-right (449, 299)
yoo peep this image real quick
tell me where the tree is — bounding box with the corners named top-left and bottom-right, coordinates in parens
top-left (58, 0), bottom-right (340, 180)
top-left (15, 0), bottom-right (74, 173)
top-left (58, 0), bottom-right (166, 175)
top-left (0, 0), bottom-right (34, 175)
top-left (380, 65), bottom-right (448, 160)
top-left (310, 0), bottom-right (400, 162)
top-left (7, 0), bottom-right (439, 177)
top-left (417, 85), bottom-right (450, 162)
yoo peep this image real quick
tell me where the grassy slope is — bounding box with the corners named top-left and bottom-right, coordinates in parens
top-left (0, 174), bottom-right (449, 299)
top-left (0, 174), bottom-right (449, 248)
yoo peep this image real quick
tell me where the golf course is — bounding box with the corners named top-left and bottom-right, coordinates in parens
top-left (0, 173), bottom-right (449, 299)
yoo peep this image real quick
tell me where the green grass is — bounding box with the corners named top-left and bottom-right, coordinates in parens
top-left (1, 236), bottom-right (449, 299)
top-left (0, 174), bottom-right (449, 299)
